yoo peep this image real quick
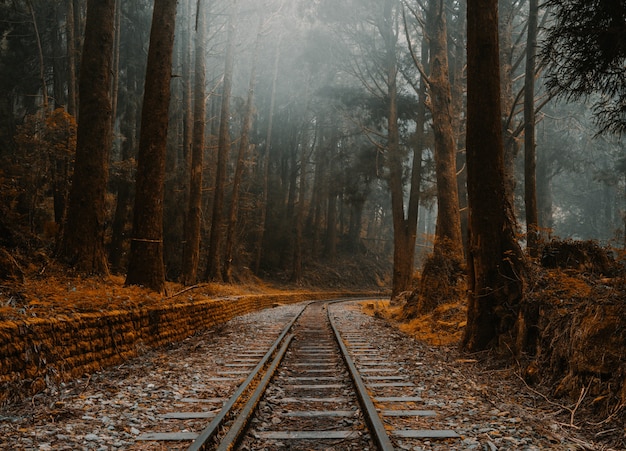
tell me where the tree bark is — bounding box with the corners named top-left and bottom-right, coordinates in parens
top-left (109, 96), bottom-right (137, 272)
top-left (178, 0), bottom-right (195, 274)
top-left (58, 0), bottom-right (115, 275)
top-left (451, 0), bottom-right (468, 254)
top-left (427, 0), bottom-right (463, 257)
top-left (125, 0), bottom-right (178, 293)
top-left (181, 0), bottom-right (206, 285)
top-left (52, 6), bottom-right (66, 111)
top-left (180, 0), bottom-right (193, 179)
top-left (324, 192), bottom-right (338, 261)
top-left (254, 34), bottom-right (281, 274)
top-left (26, 0), bottom-right (48, 111)
top-left (413, 0), bottom-right (465, 314)
top-left (50, 7), bottom-right (71, 229)
top-left (66, 0), bottom-right (77, 116)
top-left (224, 16), bottom-right (261, 282)
top-left (404, 38), bottom-right (426, 292)
top-left (386, 10), bottom-right (403, 294)
top-left (500, 0), bottom-right (522, 202)
top-left (463, 0), bottom-right (527, 352)
top-left (307, 121), bottom-right (327, 258)
top-left (524, 0), bottom-right (540, 258)
top-left (347, 196), bottom-right (366, 252)
top-left (292, 125), bottom-right (311, 282)
top-left (110, 0), bottom-right (121, 140)
top-left (382, 0), bottom-right (416, 298)
top-left (536, 140), bottom-right (554, 236)
top-left (206, 2), bottom-right (236, 281)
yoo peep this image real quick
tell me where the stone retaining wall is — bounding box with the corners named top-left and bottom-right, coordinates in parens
top-left (0, 291), bottom-right (357, 405)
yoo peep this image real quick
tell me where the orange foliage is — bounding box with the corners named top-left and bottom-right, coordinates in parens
top-left (0, 273), bottom-right (291, 322)
top-left (530, 268), bottom-right (593, 304)
top-left (14, 108), bottom-right (76, 159)
top-left (360, 299), bottom-right (466, 346)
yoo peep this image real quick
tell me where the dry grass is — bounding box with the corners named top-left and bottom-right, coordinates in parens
top-left (360, 299), bottom-right (466, 346)
top-left (0, 273), bottom-right (306, 322)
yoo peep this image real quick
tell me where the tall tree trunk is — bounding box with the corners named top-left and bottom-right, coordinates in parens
top-left (125, 0), bottom-right (178, 293)
top-left (307, 121), bottom-right (327, 257)
top-left (463, 0), bottom-right (527, 352)
top-left (451, 0), bottom-right (468, 253)
top-left (536, 137), bottom-right (553, 237)
top-left (407, 93), bottom-right (424, 252)
top-left (524, 0), bottom-right (539, 258)
top-left (109, 13), bottom-right (141, 273)
top-left (500, 0), bottom-right (522, 202)
top-left (180, 0), bottom-right (193, 176)
top-left (278, 126), bottom-right (299, 269)
top-left (403, 23), bottom-right (429, 310)
top-left (292, 126), bottom-right (311, 282)
top-left (383, 0), bottom-right (410, 297)
top-left (413, 0), bottom-right (465, 313)
top-left (428, 0), bottom-right (463, 257)
top-left (205, 2), bottom-right (236, 281)
top-left (51, 6), bottom-right (70, 230)
top-left (324, 192), bottom-right (338, 261)
top-left (321, 127), bottom-right (338, 262)
top-left (223, 16), bottom-right (261, 283)
top-left (181, 0), bottom-right (206, 285)
top-left (58, 0), bottom-right (115, 274)
top-left (161, 0), bottom-right (193, 279)
top-left (73, 0), bottom-right (85, 57)
top-left (66, 0), bottom-right (77, 116)
top-left (110, 0), bottom-right (121, 148)
top-left (109, 95), bottom-right (137, 272)
top-left (253, 34), bottom-right (281, 274)
top-left (52, 6), bottom-right (66, 110)
top-left (386, 0), bottom-right (422, 298)
top-left (347, 197), bottom-right (365, 252)
top-left (26, 0), bottom-right (48, 111)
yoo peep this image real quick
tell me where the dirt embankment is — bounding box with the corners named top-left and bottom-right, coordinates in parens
top-left (0, 250), bottom-right (390, 407)
top-left (375, 240), bottom-right (625, 448)
top-left (519, 241), bottom-right (626, 426)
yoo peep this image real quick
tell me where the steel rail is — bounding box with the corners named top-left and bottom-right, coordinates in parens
top-left (187, 304), bottom-right (308, 451)
top-left (215, 334), bottom-right (294, 451)
top-left (327, 301), bottom-right (396, 451)
top-left (189, 297), bottom-right (391, 451)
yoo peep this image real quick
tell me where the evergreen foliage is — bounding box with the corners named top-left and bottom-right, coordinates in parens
top-left (542, 0), bottom-right (626, 135)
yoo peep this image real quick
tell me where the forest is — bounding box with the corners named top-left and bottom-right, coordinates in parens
top-left (0, 0), bottom-right (624, 447)
top-left (0, 0), bottom-right (624, 286)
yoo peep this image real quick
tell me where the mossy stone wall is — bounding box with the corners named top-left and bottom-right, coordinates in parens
top-left (0, 292), bottom-right (349, 405)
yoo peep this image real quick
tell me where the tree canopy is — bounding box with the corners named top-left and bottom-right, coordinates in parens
top-left (542, 0), bottom-right (626, 135)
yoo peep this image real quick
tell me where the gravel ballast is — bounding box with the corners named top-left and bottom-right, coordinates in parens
top-left (0, 300), bottom-right (614, 450)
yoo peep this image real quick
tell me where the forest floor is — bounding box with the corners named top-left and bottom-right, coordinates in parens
top-left (0, 271), bottom-right (314, 322)
top-left (0, 250), bottom-right (624, 449)
top-left (368, 258), bottom-right (626, 450)
top-left (0, 253), bottom-right (391, 321)
top-left (0, 301), bottom-right (595, 450)
top-left (364, 295), bottom-right (625, 450)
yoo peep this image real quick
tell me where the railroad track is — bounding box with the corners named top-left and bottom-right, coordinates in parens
top-left (136, 299), bottom-right (459, 450)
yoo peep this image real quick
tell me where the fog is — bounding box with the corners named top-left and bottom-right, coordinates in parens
top-left (0, 0), bottom-right (623, 281)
